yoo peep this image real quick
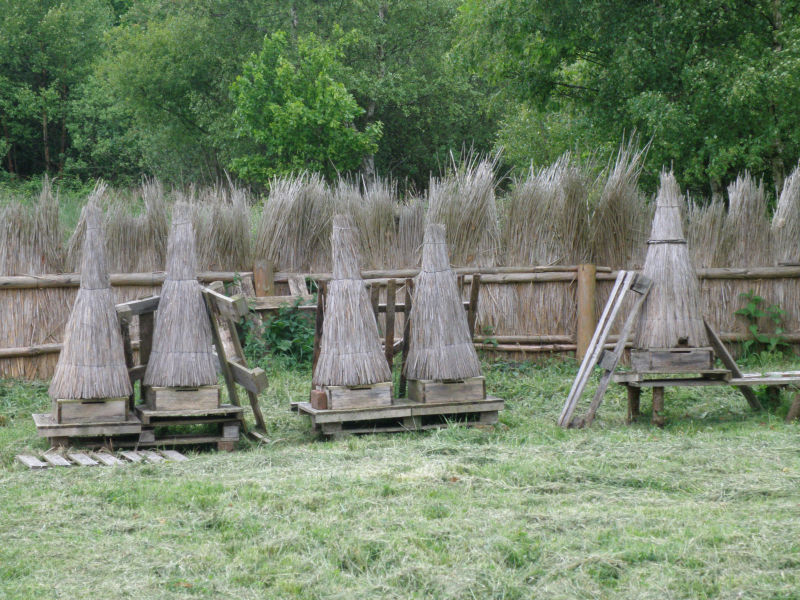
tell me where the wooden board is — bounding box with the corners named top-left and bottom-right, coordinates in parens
top-left (33, 412), bottom-right (142, 439)
top-left (67, 452), bottom-right (98, 467)
top-left (41, 453), bottom-right (72, 467)
top-left (93, 452), bottom-right (124, 466)
top-left (135, 404), bottom-right (243, 425)
top-left (55, 397), bottom-right (128, 424)
top-left (120, 451), bottom-right (144, 463)
top-left (16, 455), bottom-right (48, 469)
top-left (630, 348), bottom-right (714, 373)
top-left (160, 450), bottom-right (189, 462)
top-left (145, 385), bottom-right (220, 412)
top-left (324, 382), bottom-right (393, 410)
top-left (140, 450), bottom-right (165, 463)
top-left (407, 377), bottom-right (485, 403)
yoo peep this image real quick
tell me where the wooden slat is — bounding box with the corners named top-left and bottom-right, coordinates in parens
top-left (227, 361), bottom-right (268, 396)
top-left (93, 452), bottom-right (124, 466)
top-left (17, 455), bottom-right (49, 469)
top-left (160, 450), bottom-right (189, 462)
top-left (467, 274), bottom-right (481, 338)
top-left (41, 453), bottom-right (72, 467)
top-left (384, 279), bottom-right (396, 370)
top-left (704, 320), bottom-right (763, 411)
top-left (399, 278), bottom-right (414, 397)
top-left (201, 287), bottom-right (248, 322)
top-left (120, 451), bottom-right (144, 463)
top-left (116, 295), bottom-right (160, 316)
top-left (67, 452), bottom-right (99, 467)
top-left (312, 281), bottom-right (326, 372)
top-left (253, 259), bottom-right (274, 297)
top-left (140, 450), bottom-right (165, 463)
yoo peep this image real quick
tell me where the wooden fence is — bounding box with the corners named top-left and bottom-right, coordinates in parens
top-left (2, 264), bottom-right (799, 380)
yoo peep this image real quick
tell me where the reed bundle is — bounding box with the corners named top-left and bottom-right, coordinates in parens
top-left (771, 164), bottom-right (800, 265)
top-left (144, 203), bottom-right (218, 387)
top-left (312, 215), bottom-right (391, 387)
top-left (722, 173), bottom-right (771, 267)
top-left (428, 155), bottom-right (500, 267)
top-left (634, 171), bottom-right (709, 349)
top-left (404, 224), bottom-right (482, 380)
top-left (254, 173), bottom-right (331, 273)
top-left (395, 199), bottom-right (425, 269)
top-left (337, 177), bottom-right (398, 270)
top-left (687, 195), bottom-right (726, 268)
top-left (49, 198), bottom-right (132, 399)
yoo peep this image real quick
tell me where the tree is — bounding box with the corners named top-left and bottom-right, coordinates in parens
top-left (459, 0), bottom-right (800, 197)
top-left (230, 30), bottom-right (382, 182)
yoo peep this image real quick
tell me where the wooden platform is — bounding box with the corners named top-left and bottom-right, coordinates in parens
top-left (33, 412), bottom-right (142, 444)
top-left (297, 396), bottom-right (504, 438)
top-left (613, 369), bottom-right (731, 387)
top-left (135, 403), bottom-right (242, 451)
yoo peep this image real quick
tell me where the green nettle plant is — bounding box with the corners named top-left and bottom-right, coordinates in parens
top-left (734, 291), bottom-right (789, 358)
top-left (242, 298), bottom-right (315, 366)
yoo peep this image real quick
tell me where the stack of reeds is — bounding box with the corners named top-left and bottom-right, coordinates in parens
top-left (0, 177), bottom-right (67, 379)
top-left (722, 173), bottom-right (772, 267)
top-left (48, 201), bottom-right (132, 400)
top-left (337, 177), bottom-right (398, 270)
top-left (312, 214), bottom-right (391, 387)
top-left (687, 194), bottom-right (726, 269)
top-left (144, 202), bottom-right (218, 387)
top-left (634, 171), bottom-right (709, 349)
top-left (404, 223), bottom-right (482, 380)
top-left (395, 198), bottom-right (426, 269)
top-left (771, 164), bottom-right (800, 266)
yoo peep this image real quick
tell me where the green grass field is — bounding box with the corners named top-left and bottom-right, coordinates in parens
top-left (2, 356), bottom-right (800, 599)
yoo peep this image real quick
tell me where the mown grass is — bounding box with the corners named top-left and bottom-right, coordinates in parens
top-left (2, 355), bottom-right (800, 599)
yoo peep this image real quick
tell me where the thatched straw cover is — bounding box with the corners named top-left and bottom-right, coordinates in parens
top-left (144, 203), bottom-right (218, 387)
top-left (49, 201), bottom-right (132, 400)
top-left (634, 172), bottom-right (709, 349)
top-left (312, 215), bottom-right (391, 387)
top-left (404, 224), bottom-right (482, 380)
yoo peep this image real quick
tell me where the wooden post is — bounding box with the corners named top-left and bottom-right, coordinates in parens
top-left (253, 259), bottom-right (274, 297)
top-left (626, 386), bottom-right (641, 423)
top-left (651, 386), bottom-right (665, 427)
top-left (399, 278), bottom-right (414, 398)
top-left (312, 281), bottom-right (326, 373)
top-left (118, 311), bottom-right (135, 412)
top-left (467, 273), bottom-right (481, 338)
top-left (385, 279), bottom-right (396, 370)
top-left (223, 316), bottom-right (267, 432)
top-left (138, 311), bottom-right (154, 403)
top-left (370, 282), bottom-right (381, 334)
top-left (576, 263), bottom-right (597, 361)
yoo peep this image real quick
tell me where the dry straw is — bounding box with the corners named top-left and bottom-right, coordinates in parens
top-left (312, 214), bottom-right (391, 387)
top-left (722, 172), bottom-right (771, 267)
top-left (404, 223), bottom-right (482, 380)
top-left (771, 164), bottom-right (800, 265)
top-left (49, 195), bottom-right (132, 400)
top-left (634, 171), bottom-right (709, 349)
top-left (144, 202), bottom-right (218, 387)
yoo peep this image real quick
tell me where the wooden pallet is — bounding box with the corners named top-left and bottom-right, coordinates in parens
top-left (33, 412), bottom-right (142, 448)
top-left (16, 448), bottom-right (189, 469)
top-left (298, 396), bottom-right (503, 438)
top-left (135, 403), bottom-right (242, 451)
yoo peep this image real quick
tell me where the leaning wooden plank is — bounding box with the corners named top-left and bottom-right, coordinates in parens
top-left (140, 450), bottom-right (165, 463)
top-left (41, 453), bottom-right (72, 467)
top-left (582, 274), bottom-right (653, 427)
top-left (224, 325), bottom-right (268, 432)
top-left (703, 319), bottom-right (762, 411)
top-left (160, 449), bottom-right (189, 462)
top-left (17, 455), bottom-right (48, 469)
top-left (67, 452), bottom-right (99, 467)
top-left (93, 452), bottom-right (124, 466)
top-left (227, 357), bottom-right (268, 395)
top-left (200, 286), bottom-right (248, 321)
top-left (115, 295), bottom-right (160, 316)
top-left (119, 450), bottom-right (144, 463)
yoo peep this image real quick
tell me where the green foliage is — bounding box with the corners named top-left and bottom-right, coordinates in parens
top-left (242, 298), bottom-right (315, 367)
top-left (230, 30), bottom-right (382, 183)
top-left (734, 291), bottom-right (790, 358)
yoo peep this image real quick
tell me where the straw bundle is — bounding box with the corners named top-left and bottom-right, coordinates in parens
top-left (144, 203), bottom-right (218, 387)
top-left (771, 164), bottom-right (800, 265)
top-left (404, 224), bottom-right (482, 380)
top-left (722, 173), bottom-right (771, 267)
top-left (337, 177), bottom-right (398, 270)
top-left (395, 199), bottom-right (425, 269)
top-left (254, 174), bottom-right (331, 272)
top-left (48, 200), bottom-right (132, 400)
top-left (687, 195), bottom-right (726, 268)
top-left (312, 215), bottom-right (391, 387)
top-left (634, 171), bottom-right (709, 349)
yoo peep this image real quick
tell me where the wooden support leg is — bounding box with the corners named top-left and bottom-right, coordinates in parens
top-left (651, 387), bottom-right (665, 427)
top-left (626, 386), bottom-right (641, 423)
top-left (786, 392), bottom-right (800, 423)
top-left (49, 436), bottom-right (69, 449)
top-left (217, 440), bottom-right (235, 452)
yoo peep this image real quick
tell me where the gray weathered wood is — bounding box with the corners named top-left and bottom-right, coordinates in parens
top-left (93, 452), bottom-right (124, 466)
top-left (140, 450), bottom-right (165, 463)
top-left (67, 452), bottom-right (99, 467)
top-left (160, 449), bottom-right (189, 462)
top-left (146, 386), bottom-right (220, 412)
top-left (41, 453), bottom-right (72, 467)
top-left (407, 377), bottom-right (485, 403)
top-left (200, 286), bottom-right (249, 321)
top-left (120, 450), bottom-right (145, 463)
top-left (17, 455), bottom-right (49, 469)
top-left (630, 348), bottom-right (714, 373)
top-left (703, 319), bottom-right (762, 411)
top-left (55, 397), bottom-right (128, 424)
top-left (325, 382), bottom-right (393, 410)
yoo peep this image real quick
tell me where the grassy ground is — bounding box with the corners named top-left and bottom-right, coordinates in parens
top-left (2, 355), bottom-right (800, 599)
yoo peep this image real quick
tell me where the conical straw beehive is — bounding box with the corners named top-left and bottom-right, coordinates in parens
top-left (312, 214), bottom-right (391, 387)
top-left (404, 223), bottom-right (482, 380)
top-left (634, 171), bottom-right (709, 349)
top-left (144, 203), bottom-right (217, 387)
top-left (49, 198), bottom-right (132, 400)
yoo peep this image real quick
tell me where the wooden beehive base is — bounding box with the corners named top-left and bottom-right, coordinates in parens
top-left (135, 403), bottom-right (242, 451)
top-left (321, 382), bottom-right (393, 410)
top-left (53, 396), bottom-right (129, 424)
top-left (297, 396), bottom-right (504, 439)
top-left (33, 412), bottom-right (142, 448)
top-left (407, 376), bottom-right (485, 403)
top-left (145, 385), bottom-right (221, 412)
top-left (630, 347), bottom-right (715, 373)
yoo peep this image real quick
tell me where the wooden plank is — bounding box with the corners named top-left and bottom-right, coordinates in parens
top-left (56, 397), bottom-right (128, 424)
top-left (576, 264), bottom-right (597, 361)
top-left (407, 377), bottom-right (486, 403)
top-left (146, 386), bottom-right (220, 412)
top-left (703, 320), bottom-right (763, 411)
top-left (41, 453), bottom-right (72, 467)
top-left (160, 449), bottom-right (189, 462)
top-left (201, 287), bottom-right (249, 322)
top-left (370, 282), bottom-right (381, 333)
top-left (411, 399), bottom-right (505, 417)
top-left (119, 309), bottom-right (135, 411)
top-left (202, 290), bottom-right (246, 434)
top-left (67, 452), bottom-right (99, 467)
top-left (93, 452), bottom-right (124, 466)
top-left (312, 281), bottom-right (326, 372)
top-left (119, 451), bottom-right (144, 463)
top-left (17, 455), bottom-right (48, 469)
top-left (298, 402), bottom-right (413, 424)
top-left (629, 378), bottom-right (730, 388)
top-left (136, 404), bottom-right (243, 425)
top-left (140, 450), bottom-right (165, 463)
top-left (467, 273), bottom-right (481, 338)
top-left (399, 278), bottom-right (414, 397)
top-left (630, 348), bottom-right (714, 373)
top-left (325, 382), bottom-right (393, 410)
top-left (730, 376), bottom-right (800, 385)
top-left (651, 387), bottom-right (665, 426)
top-left (253, 259), bottom-right (274, 297)
top-left (221, 308), bottom-right (268, 432)
top-left (33, 412), bottom-right (142, 438)
top-left (222, 422), bottom-right (240, 440)
top-left (384, 279), bottom-right (396, 370)
top-left (116, 295), bottom-right (160, 316)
